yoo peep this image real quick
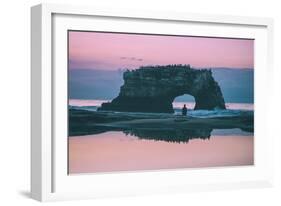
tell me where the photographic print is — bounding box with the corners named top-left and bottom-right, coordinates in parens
top-left (68, 31), bottom-right (254, 174)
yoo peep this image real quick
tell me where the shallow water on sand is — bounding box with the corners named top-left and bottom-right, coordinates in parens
top-left (68, 129), bottom-right (253, 174)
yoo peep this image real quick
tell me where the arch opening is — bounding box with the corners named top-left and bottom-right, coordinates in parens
top-left (173, 94), bottom-right (195, 114)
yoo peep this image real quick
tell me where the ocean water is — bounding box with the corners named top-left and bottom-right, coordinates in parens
top-left (69, 131), bottom-right (253, 174)
top-left (69, 99), bottom-right (254, 118)
top-left (68, 99), bottom-right (254, 174)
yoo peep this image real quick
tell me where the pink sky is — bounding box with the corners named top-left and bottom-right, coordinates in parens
top-left (69, 31), bottom-right (254, 70)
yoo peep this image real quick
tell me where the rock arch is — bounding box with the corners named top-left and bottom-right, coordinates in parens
top-left (98, 65), bottom-right (226, 113)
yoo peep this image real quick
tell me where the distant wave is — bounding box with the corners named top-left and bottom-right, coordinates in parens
top-left (172, 101), bottom-right (253, 111)
top-left (69, 105), bottom-right (98, 112)
top-left (174, 108), bottom-right (253, 118)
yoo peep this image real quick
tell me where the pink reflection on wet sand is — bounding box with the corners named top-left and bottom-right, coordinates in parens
top-left (68, 132), bottom-right (253, 174)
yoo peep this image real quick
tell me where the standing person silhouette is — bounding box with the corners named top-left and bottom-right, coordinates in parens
top-left (182, 104), bottom-right (187, 116)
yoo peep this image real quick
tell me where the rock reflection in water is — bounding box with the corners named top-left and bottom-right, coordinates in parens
top-left (69, 130), bottom-right (254, 174)
top-left (123, 128), bottom-right (212, 143)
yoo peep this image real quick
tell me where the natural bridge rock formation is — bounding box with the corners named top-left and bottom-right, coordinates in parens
top-left (98, 65), bottom-right (226, 113)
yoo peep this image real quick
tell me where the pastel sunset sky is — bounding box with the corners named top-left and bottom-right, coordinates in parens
top-left (69, 31), bottom-right (254, 70)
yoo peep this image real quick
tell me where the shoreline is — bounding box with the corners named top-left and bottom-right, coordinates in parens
top-left (69, 108), bottom-right (254, 137)
top-left (69, 99), bottom-right (254, 111)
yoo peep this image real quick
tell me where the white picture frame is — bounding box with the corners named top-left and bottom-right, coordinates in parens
top-left (31, 3), bottom-right (274, 202)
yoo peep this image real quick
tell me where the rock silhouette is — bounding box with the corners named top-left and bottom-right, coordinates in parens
top-left (98, 65), bottom-right (226, 113)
